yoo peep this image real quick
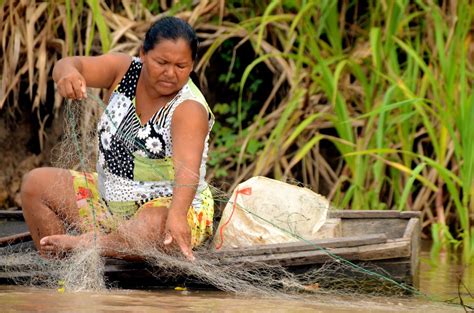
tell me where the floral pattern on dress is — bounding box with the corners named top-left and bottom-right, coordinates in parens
top-left (137, 124), bottom-right (151, 139)
top-left (145, 137), bottom-right (163, 154)
top-left (101, 131), bottom-right (112, 150)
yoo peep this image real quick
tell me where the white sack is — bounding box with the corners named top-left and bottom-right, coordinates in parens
top-left (212, 176), bottom-right (329, 249)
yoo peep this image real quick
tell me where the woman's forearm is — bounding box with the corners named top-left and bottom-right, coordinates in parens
top-left (52, 57), bottom-right (83, 82)
top-left (170, 166), bottom-right (200, 215)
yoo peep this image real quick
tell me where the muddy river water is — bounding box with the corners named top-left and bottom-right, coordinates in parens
top-left (0, 243), bottom-right (472, 313)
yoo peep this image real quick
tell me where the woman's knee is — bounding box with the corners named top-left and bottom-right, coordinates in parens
top-left (20, 168), bottom-right (46, 201)
top-left (20, 167), bottom-right (72, 205)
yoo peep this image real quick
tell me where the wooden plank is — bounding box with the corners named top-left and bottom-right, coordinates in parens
top-left (0, 272), bottom-right (35, 280)
top-left (0, 259), bottom-right (416, 291)
top-left (218, 240), bottom-right (411, 266)
top-left (0, 232), bottom-right (31, 247)
top-left (0, 220), bottom-right (29, 237)
top-left (338, 258), bottom-right (414, 287)
top-left (357, 239), bottom-right (410, 260)
top-left (312, 218), bottom-right (341, 239)
top-left (341, 219), bottom-right (407, 239)
top-left (0, 210), bottom-right (24, 220)
top-left (364, 258), bottom-right (412, 278)
top-left (406, 217), bottom-right (421, 287)
top-left (400, 211), bottom-right (421, 218)
top-left (329, 210), bottom-right (401, 219)
top-left (302, 257), bottom-right (413, 281)
top-left (105, 264), bottom-right (144, 273)
top-left (403, 217), bottom-right (420, 239)
top-left (329, 210), bottom-right (420, 219)
top-left (211, 234), bottom-right (387, 258)
top-left (0, 255), bottom-right (44, 272)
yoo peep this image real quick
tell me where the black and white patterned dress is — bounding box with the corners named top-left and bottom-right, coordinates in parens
top-left (96, 57), bottom-right (214, 216)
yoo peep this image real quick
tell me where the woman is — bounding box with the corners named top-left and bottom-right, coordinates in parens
top-left (20, 16), bottom-right (214, 261)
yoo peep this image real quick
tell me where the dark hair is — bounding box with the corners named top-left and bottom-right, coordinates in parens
top-left (143, 16), bottom-right (198, 61)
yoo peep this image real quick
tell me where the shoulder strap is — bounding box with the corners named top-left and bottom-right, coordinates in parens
top-left (187, 79), bottom-right (215, 121)
top-left (114, 57), bottom-right (142, 100)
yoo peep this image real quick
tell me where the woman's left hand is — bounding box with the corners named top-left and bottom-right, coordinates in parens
top-left (163, 210), bottom-right (195, 261)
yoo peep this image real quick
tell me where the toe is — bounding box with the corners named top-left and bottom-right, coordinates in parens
top-left (40, 236), bottom-right (50, 246)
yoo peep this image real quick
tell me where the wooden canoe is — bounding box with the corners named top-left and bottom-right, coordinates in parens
top-left (0, 209), bottom-right (420, 292)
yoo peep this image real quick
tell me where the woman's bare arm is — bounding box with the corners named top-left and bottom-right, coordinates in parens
top-left (164, 100), bottom-right (209, 260)
top-left (52, 53), bottom-right (132, 99)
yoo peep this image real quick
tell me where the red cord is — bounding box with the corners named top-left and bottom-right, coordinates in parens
top-left (215, 187), bottom-right (252, 250)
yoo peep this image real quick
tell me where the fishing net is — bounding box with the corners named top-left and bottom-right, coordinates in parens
top-left (0, 95), bottom-right (466, 311)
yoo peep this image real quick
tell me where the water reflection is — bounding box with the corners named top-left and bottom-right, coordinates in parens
top-left (419, 241), bottom-right (473, 307)
top-left (0, 286), bottom-right (465, 313)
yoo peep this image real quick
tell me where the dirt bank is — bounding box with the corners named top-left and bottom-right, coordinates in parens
top-left (0, 107), bottom-right (63, 209)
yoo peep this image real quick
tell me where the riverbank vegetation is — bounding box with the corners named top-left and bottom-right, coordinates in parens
top-left (0, 0), bottom-right (473, 261)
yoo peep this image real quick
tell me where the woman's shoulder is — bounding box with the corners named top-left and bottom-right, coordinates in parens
top-left (103, 53), bottom-right (135, 73)
top-left (166, 79), bottom-right (213, 127)
top-left (185, 79), bottom-right (213, 120)
top-left (100, 53), bottom-right (136, 94)
top-left (179, 79), bottom-right (210, 111)
top-left (102, 52), bottom-right (133, 62)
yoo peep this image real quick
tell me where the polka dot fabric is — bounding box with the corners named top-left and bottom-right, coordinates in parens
top-left (116, 60), bottom-right (140, 99)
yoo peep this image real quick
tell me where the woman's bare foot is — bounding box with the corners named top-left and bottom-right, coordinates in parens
top-left (39, 233), bottom-right (94, 257)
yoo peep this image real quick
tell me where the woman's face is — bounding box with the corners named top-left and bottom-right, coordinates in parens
top-left (140, 38), bottom-right (194, 97)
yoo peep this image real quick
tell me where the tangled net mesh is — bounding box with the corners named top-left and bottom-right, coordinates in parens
top-left (1, 94), bottom-right (452, 310)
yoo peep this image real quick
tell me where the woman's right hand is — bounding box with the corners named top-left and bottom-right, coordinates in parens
top-left (56, 71), bottom-right (87, 100)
